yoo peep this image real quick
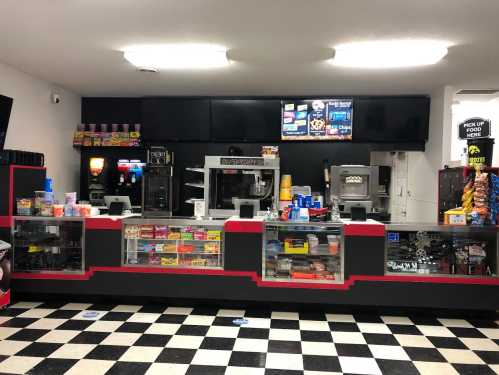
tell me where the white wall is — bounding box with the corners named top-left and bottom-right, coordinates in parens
top-left (1, 61), bottom-right (81, 198)
top-left (451, 99), bottom-right (499, 166)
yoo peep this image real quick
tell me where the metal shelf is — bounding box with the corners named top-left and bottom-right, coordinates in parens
top-left (126, 251), bottom-right (220, 255)
top-left (184, 182), bottom-right (204, 189)
top-left (125, 238), bottom-right (220, 242)
top-left (185, 167), bottom-right (204, 173)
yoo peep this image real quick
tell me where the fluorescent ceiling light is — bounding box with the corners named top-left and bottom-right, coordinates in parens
top-left (331, 40), bottom-right (449, 68)
top-left (123, 44), bottom-right (229, 70)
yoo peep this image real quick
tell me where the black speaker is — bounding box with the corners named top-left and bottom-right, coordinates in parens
top-left (239, 204), bottom-right (254, 219)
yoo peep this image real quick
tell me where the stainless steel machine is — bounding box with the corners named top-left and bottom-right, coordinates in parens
top-left (142, 147), bottom-right (174, 217)
top-left (204, 156), bottom-right (280, 218)
top-left (330, 165), bottom-right (390, 215)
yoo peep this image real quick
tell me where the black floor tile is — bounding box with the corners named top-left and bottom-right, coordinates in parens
top-left (303, 354), bottom-right (341, 372)
top-left (238, 327), bottom-right (269, 339)
top-left (16, 342), bottom-right (62, 357)
top-left (298, 311), bottom-right (326, 321)
top-left (69, 331), bottom-right (110, 344)
top-left (353, 313), bottom-right (383, 323)
top-left (363, 333), bottom-right (399, 345)
top-left (138, 304), bottom-right (166, 313)
top-left (475, 350), bottom-right (499, 365)
top-left (116, 322), bottom-right (151, 333)
top-left (28, 358), bottom-right (78, 375)
top-left (244, 309), bottom-right (271, 319)
top-left (85, 345), bottom-right (128, 360)
top-left (336, 343), bottom-right (372, 357)
top-left (329, 322), bottom-right (360, 332)
top-left (0, 308), bottom-right (28, 317)
top-left (265, 370), bottom-right (303, 375)
top-left (37, 301), bottom-right (67, 309)
top-left (427, 336), bottom-right (467, 349)
top-left (186, 364), bottom-right (226, 375)
top-left (1, 317), bottom-right (38, 328)
top-left (388, 324), bottom-right (422, 335)
top-left (7, 328), bottom-right (50, 341)
top-left (100, 312), bottom-right (133, 321)
top-left (134, 333), bottom-right (171, 347)
top-left (157, 348), bottom-right (197, 363)
top-left (404, 346), bottom-right (447, 362)
top-left (268, 340), bottom-right (302, 354)
top-left (467, 319), bottom-right (499, 328)
top-left (300, 330), bottom-right (332, 342)
top-left (57, 319), bottom-right (93, 331)
top-left (270, 319), bottom-right (300, 330)
top-left (190, 307), bottom-right (219, 316)
top-left (87, 303), bottom-right (117, 311)
top-left (156, 314), bottom-right (187, 324)
top-left (45, 310), bottom-right (79, 319)
top-left (229, 351), bottom-right (266, 367)
top-left (453, 363), bottom-right (497, 375)
top-left (376, 358), bottom-right (420, 375)
top-left (409, 316), bottom-right (442, 326)
top-left (176, 325), bottom-right (210, 336)
top-left (106, 361), bottom-right (151, 375)
top-left (0, 354), bottom-right (8, 363)
top-left (449, 327), bottom-right (487, 338)
top-left (213, 317), bottom-right (239, 326)
top-left (200, 337), bottom-right (235, 350)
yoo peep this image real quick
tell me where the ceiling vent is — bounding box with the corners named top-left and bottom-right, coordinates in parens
top-left (456, 89), bottom-right (499, 95)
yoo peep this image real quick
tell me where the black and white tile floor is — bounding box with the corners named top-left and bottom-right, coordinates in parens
top-left (0, 301), bottom-right (497, 374)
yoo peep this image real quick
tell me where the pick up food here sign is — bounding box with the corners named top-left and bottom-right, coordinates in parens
top-left (458, 117), bottom-right (491, 139)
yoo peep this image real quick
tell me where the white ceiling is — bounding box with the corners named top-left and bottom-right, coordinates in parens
top-left (1, 0), bottom-right (499, 97)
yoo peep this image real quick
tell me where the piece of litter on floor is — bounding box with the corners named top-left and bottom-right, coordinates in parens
top-left (232, 318), bottom-right (248, 325)
top-left (82, 311), bottom-right (100, 318)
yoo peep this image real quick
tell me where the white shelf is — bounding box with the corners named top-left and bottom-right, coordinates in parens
top-left (185, 182), bottom-right (204, 189)
top-left (185, 167), bottom-right (204, 173)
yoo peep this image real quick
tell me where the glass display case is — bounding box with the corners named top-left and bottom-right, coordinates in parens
top-left (263, 222), bottom-right (344, 283)
top-left (386, 224), bottom-right (498, 277)
top-left (12, 217), bottom-right (84, 273)
top-left (122, 218), bottom-right (224, 269)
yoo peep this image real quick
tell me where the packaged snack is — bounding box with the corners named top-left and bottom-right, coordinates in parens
top-left (161, 257), bottom-right (177, 266)
top-left (207, 230), bottom-right (221, 241)
top-left (168, 227), bottom-right (181, 240)
top-left (193, 230), bottom-right (207, 240)
top-left (140, 225), bottom-right (154, 239)
top-left (181, 231), bottom-right (194, 240)
top-left (178, 244), bottom-right (194, 253)
top-left (154, 225), bottom-right (168, 239)
top-left (163, 243), bottom-right (177, 253)
top-left (204, 243), bottom-right (220, 253)
top-left (284, 239), bottom-right (309, 254)
top-left (125, 225), bottom-right (140, 239)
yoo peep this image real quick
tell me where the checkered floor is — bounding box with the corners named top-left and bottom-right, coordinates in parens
top-left (0, 302), bottom-right (497, 374)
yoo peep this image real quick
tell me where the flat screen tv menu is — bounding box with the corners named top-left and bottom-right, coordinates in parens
top-left (281, 99), bottom-right (353, 140)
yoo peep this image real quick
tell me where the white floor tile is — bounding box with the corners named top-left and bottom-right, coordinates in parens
top-left (331, 331), bottom-right (367, 344)
top-left (217, 309), bottom-right (245, 317)
top-left (339, 356), bottom-right (382, 375)
top-left (49, 343), bottom-right (96, 359)
top-left (0, 340), bottom-right (30, 356)
top-left (301, 341), bottom-right (337, 356)
top-left (381, 316), bottom-right (413, 325)
top-left (269, 328), bottom-right (302, 341)
top-left (191, 348), bottom-right (232, 366)
top-left (164, 307), bottom-right (193, 315)
top-left (243, 317), bottom-right (271, 329)
top-left (100, 332), bottom-right (141, 346)
top-left (127, 312), bottom-right (161, 323)
top-left (233, 338), bottom-right (269, 352)
top-left (325, 314), bottom-right (355, 323)
top-left (0, 355), bottom-right (43, 374)
top-left (18, 308), bottom-right (55, 318)
top-left (0, 327), bottom-right (21, 340)
top-left (111, 305), bottom-right (142, 313)
top-left (417, 325), bottom-right (455, 337)
top-left (414, 361), bottom-right (459, 375)
top-left (119, 346), bottom-right (162, 362)
top-left (145, 323), bottom-right (180, 335)
top-left (394, 334), bottom-right (435, 348)
top-left (166, 335), bottom-right (204, 349)
top-left (369, 344), bottom-right (410, 360)
top-left (0, 316), bottom-right (12, 325)
top-left (478, 328), bottom-right (499, 340)
top-left (72, 310), bottom-right (107, 320)
top-left (271, 311), bottom-right (299, 320)
top-left (59, 303), bottom-right (93, 310)
top-left (299, 320), bottom-right (331, 331)
top-left (206, 325), bottom-right (240, 338)
top-left (266, 353), bottom-right (304, 370)
top-left (64, 359), bottom-right (115, 375)
top-left (438, 348), bottom-right (485, 364)
top-left (460, 337), bottom-right (499, 351)
top-left (26, 318), bottom-right (66, 330)
top-left (146, 363), bottom-right (189, 375)
top-left (9, 301), bottom-right (43, 309)
top-left (489, 365), bottom-right (499, 374)
top-left (357, 322), bottom-right (391, 334)
top-left (182, 314), bottom-right (215, 326)
top-left (437, 318), bottom-right (473, 328)
top-left (84, 320), bottom-right (123, 332)
top-left (225, 366), bottom-right (265, 375)
top-left (37, 329), bottom-right (81, 343)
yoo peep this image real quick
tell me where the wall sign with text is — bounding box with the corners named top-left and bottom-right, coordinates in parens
top-left (458, 117), bottom-right (491, 140)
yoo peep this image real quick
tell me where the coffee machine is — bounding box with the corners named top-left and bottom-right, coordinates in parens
top-left (330, 165), bottom-right (390, 217)
top-left (142, 147), bottom-right (174, 217)
top-left (88, 157), bottom-right (109, 206)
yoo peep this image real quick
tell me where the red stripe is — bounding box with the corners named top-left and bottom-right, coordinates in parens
top-left (85, 218), bottom-right (122, 230)
top-left (224, 220), bottom-right (263, 233)
top-left (0, 290), bottom-right (10, 308)
top-left (0, 216), bottom-right (11, 228)
top-left (344, 223), bottom-right (385, 237)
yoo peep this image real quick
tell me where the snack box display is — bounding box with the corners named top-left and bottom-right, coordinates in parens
top-left (154, 225), bottom-right (168, 239)
top-left (178, 258), bottom-right (192, 266)
top-left (138, 242), bottom-right (156, 253)
top-left (161, 257), bottom-right (178, 266)
top-left (204, 242), bottom-right (220, 253)
top-left (284, 239), bottom-right (309, 254)
top-left (167, 227), bottom-right (181, 240)
top-left (178, 244), bottom-right (194, 253)
top-left (124, 225), bottom-right (140, 239)
top-left (154, 243), bottom-right (164, 252)
top-left (193, 230), bottom-right (207, 240)
top-left (139, 225), bottom-right (154, 239)
top-left (207, 230), bottom-right (222, 241)
top-left (163, 243), bottom-right (177, 253)
top-left (191, 258), bottom-right (207, 267)
top-left (149, 254), bottom-right (161, 265)
top-left (181, 232), bottom-right (194, 240)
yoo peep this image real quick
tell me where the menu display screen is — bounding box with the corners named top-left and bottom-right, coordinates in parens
top-left (281, 99), bottom-right (353, 140)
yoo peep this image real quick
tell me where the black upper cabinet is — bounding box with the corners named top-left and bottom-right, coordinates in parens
top-left (353, 96), bottom-right (430, 142)
top-left (141, 98), bottom-right (210, 142)
top-left (211, 99), bottom-right (281, 141)
top-left (81, 98), bottom-right (142, 124)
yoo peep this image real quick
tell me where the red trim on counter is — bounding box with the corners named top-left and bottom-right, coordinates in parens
top-left (85, 218), bottom-right (123, 230)
top-left (344, 223), bottom-right (385, 237)
top-left (0, 216), bottom-right (11, 228)
top-left (224, 220), bottom-right (264, 233)
top-left (0, 290), bottom-right (11, 308)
